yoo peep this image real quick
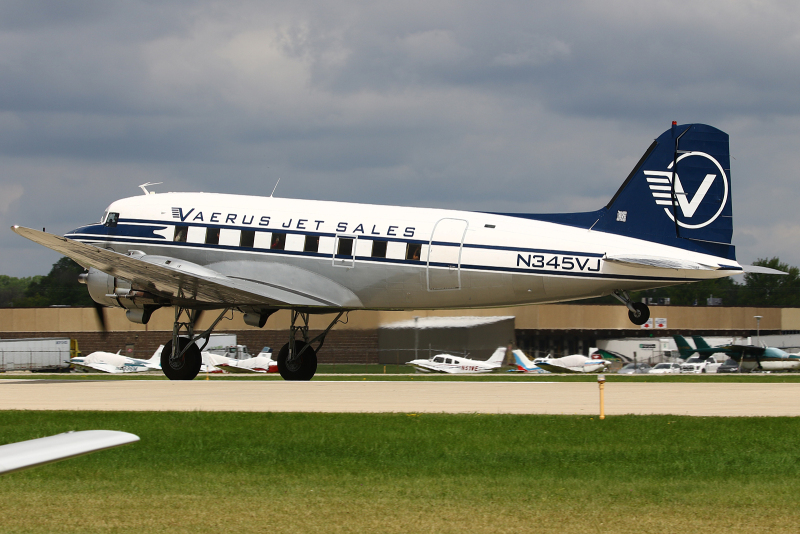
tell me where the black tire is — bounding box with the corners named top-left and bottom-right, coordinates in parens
top-left (161, 337), bottom-right (201, 380)
top-left (277, 341), bottom-right (317, 381)
top-left (627, 302), bottom-right (650, 326)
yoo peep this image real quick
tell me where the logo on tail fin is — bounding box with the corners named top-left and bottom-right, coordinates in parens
top-left (644, 151), bottom-right (729, 229)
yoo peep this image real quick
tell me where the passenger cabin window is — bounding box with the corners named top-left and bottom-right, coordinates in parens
top-left (104, 212), bottom-right (119, 228)
top-left (304, 235), bottom-right (319, 253)
top-left (445, 358), bottom-right (452, 364)
top-left (337, 237), bottom-right (354, 257)
top-left (371, 240), bottom-right (387, 258)
top-left (240, 230), bottom-right (255, 248)
top-left (406, 243), bottom-right (421, 261)
top-left (205, 227), bottom-right (220, 245)
top-left (270, 232), bottom-right (286, 250)
top-left (174, 226), bottom-right (188, 242)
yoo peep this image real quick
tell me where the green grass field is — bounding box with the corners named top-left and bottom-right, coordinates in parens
top-left (1, 411), bottom-right (799, 533)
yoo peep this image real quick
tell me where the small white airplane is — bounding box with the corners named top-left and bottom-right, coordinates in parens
top-left (217, 347), bottom-right (278, 373)
top-left (508, 350), bottom-right (549, 373)
top-left (13, 123), bottom-right (784, 381)
top-left (406, 347), bottom-right (507, 373)
top-left (0, 430), bottom-right (139, 475)
top-left (534, 354), bottom-right (612, 374)
top-left (70, 347), bottom-right (162, 373)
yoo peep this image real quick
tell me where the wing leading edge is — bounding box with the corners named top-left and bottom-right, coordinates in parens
top-left (11, 226), bottom-right (361, 309)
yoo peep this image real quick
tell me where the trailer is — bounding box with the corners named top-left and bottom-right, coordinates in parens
top-left (0, 338), bottom-right (73, 372)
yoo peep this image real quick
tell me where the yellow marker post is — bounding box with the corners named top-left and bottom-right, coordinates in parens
top-left (597, 374), bottom-right (606, 420)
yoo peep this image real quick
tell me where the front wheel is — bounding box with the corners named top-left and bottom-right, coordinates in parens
top-left (628, 302), bottom-right (650, 326)
top-left (277, 341), bottom-right (317, 381)
top-left (161, 337), bottom-right (201, 380)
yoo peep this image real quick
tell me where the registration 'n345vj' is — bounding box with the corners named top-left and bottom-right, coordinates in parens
top-left (13, 123), bottom-right (781, 381)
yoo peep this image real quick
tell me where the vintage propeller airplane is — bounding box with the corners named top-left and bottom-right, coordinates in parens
top-left (13, 123), bottom-right (779, 381)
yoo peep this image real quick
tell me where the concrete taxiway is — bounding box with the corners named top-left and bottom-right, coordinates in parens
top-left (1, 380), bottom-right (799, 416)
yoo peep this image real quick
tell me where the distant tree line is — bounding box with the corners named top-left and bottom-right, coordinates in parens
top-left (582, 257), bottom-right (800, 307)
top-left (1, 256), bottom-right (799, 308)
top-left (0, 257), bottom-right (94, 307)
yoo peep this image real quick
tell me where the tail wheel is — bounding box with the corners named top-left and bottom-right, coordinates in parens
top-left (161, 337), bottom-right (201, 381)
top-left (628, 302), bottom-right (650, 326)
top-left (277, 341), bottom-right (317, 381)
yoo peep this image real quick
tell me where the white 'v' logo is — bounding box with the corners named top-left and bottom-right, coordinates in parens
top-left (643, 151), bottom-right (729, 230)
top-left (673, 173), bottom-right (716, 218)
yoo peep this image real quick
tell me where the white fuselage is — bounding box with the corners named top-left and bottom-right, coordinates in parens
top-left (406, 354), bottom-right (502, 374)
top-left (66, 192), bottom-right (739, 311)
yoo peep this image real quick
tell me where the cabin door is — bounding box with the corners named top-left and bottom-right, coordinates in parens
top-left (427, 218), bottom-right (468, 290)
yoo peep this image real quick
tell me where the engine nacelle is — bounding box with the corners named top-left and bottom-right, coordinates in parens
top-left (78, 267), bottom-right (160, 324)
top-left (79, 267), bottom-right (120, 308)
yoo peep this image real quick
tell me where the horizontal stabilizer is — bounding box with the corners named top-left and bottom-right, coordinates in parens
top-left (604, 255), bottom-right (717, 271)
top-left (742, 265), bottom-right (787, 275)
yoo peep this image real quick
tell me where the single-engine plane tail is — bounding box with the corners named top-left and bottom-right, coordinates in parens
top-left (674, 335), bottom-right (697, 359)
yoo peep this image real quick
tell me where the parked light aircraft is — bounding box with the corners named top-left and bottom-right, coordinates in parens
top-left (673, 335), bottom-right (728, 359)
top-left (534, 354), bottom-right (612, 374)
top-left (13, 123), bottom-right (783, 381)
top-left (509, 350), bottom-right (549, 373)
top-left (71, 347), bottom-right (162, 373)
top-left (722, 345), bottom-right (800, 372)
top-left (217, 348), bottom-right (278, 373)
top-left (676, 335), bottom-right (800, 371)
top-left (406, 347), bottom-right (507, 373)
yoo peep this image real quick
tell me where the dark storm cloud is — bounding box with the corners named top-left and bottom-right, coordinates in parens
top-left (1, 0), bottom-right (799, 276)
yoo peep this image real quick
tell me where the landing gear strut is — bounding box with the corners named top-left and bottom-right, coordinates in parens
top-left (277, 310), bottom-right (345, 381)
top-left (612, 290), bottom-right (650, 326)
top-left (161, 305), bottom-right (231, 381)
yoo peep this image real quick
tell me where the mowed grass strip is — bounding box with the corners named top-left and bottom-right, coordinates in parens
top-left (4, 371), bottom-right (800, 382)
top-left (1, 412), bottom-right (799, 533)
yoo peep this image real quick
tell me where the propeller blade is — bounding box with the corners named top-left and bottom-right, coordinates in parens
top-left (192, 309), bottom-right (205, 328)
top-left (93, 302), bottom-right (108, 336)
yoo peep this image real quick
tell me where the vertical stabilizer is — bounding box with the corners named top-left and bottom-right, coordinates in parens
top-left (596, 124), bottom-right (734, 259)
top-left (673, 336), bottom-right (696, 359)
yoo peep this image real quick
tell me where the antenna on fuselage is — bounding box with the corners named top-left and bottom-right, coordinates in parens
top-left (270, 178), bottom-right (281, 198)
top-left (138, 182), bottom-right (162, 195)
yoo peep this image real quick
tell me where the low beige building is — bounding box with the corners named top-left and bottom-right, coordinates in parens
top-left (0, 305), bottom-right (791, 363)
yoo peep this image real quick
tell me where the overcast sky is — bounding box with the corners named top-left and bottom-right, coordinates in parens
top-left (2, 0), bottom-right (800, 277)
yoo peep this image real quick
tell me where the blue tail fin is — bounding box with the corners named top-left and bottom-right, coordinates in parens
top-left (596, 123), bottom-right (733, 259)
top-left (519, 124), bottom-right (735, 261)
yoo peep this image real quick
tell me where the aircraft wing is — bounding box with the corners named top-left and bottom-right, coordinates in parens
top-left (0, 430), bottom-right (139, 475)
top-left (535, 362), bottom-right (583, 374)
top-left (217, 363), bottom-right (265, 374)
top-left (70, 361), bottom-right (123, 374)
top-left (724, 345), bottom-right (767, 358)
top-left (12, 226), bottom-right (360, 308)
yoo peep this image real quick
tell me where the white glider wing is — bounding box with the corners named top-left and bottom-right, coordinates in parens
top-left (12, 226), bottom-right (360, 308)
top-left (0, 430), bottom-right (139, 475)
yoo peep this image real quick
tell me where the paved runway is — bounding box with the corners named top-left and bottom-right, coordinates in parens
top-left (1, 380), bottom-right (798, 416)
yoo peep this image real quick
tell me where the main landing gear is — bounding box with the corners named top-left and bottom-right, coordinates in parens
top-left (159, 304), bottom-right (345, 381)
top-left (612, 290), bottom-right (650, 326)
top-left (161, 306), bottom-right (231, 381)
top-left (277, 310), bottom-right (345, 381)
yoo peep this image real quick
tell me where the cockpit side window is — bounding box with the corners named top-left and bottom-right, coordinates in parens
top-left (104, 212), bottom-right (119, 228)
